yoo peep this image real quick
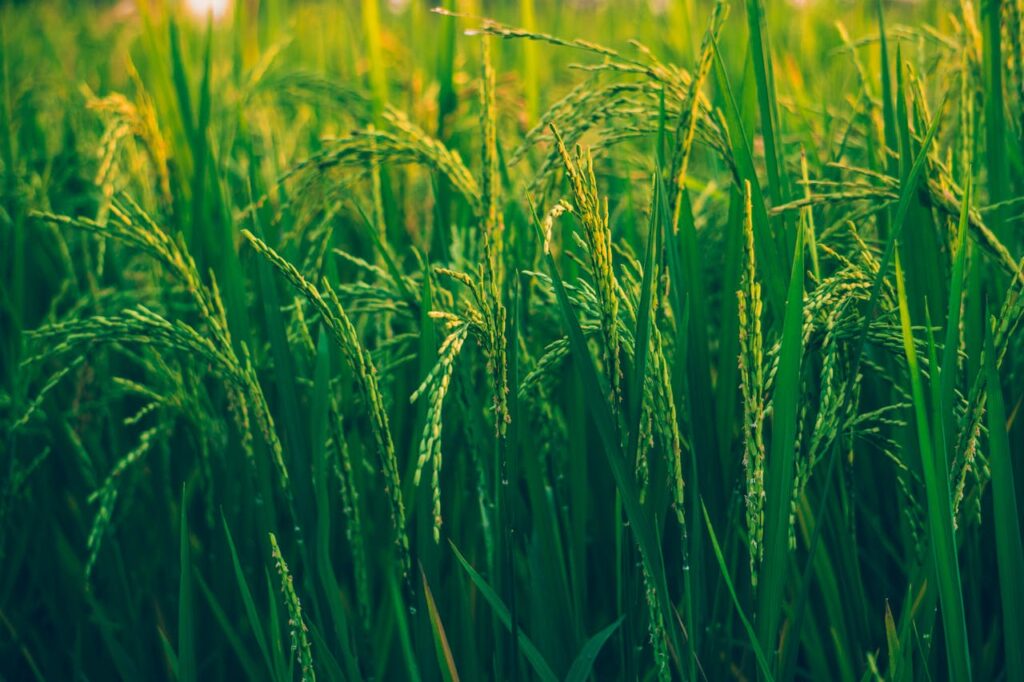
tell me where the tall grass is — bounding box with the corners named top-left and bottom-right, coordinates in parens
top-left (2, 0), bottom-right (1024, 680)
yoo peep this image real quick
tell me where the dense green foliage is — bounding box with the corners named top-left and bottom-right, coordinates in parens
top-left (2, 0), bottom-right (1024, 679)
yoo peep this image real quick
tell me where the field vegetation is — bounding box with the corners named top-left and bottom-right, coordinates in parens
top-left (2, 0), bottom-right (1024, 680)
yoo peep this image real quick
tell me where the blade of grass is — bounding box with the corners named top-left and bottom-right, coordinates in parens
top-left (387, 570), bottom-right (421, 682)
top-left (178, 486), bottom-right (195, 682)
top-left (701, 502), bottom-right (774, 681)
top-left (894, 249), bottom-right (971, 682)
top-left (626, 177), bottom-right (661, 469)
top-left (505, 269), bottom-right (522, 677)
top-left (311, 328), bottom-right (362, 682)
top-left (159, 629), bottom-right (179, 680)
top-left (167, 17), bottom-right (196, 247)
top-left (421, 567), bottom-right (460, 682)
top-left (894, 46), bottom-right (946, 324)
top-left (984, 319), bottom-right (1024, 682)
top-left (194, 571), bottom-right (265, 682)
top-left (621, 179), bottom-right (661, 681)
top-left (853, 90), bottom-right (947, 366)
top-left (659, 172), bottom-right (705, 678)
top-left (744, 0), bottom-right (788, 213)
top-left (433, 0), bottom-right (457, 247)
top-left (661, 177), bottom-right (705, 681)
top-left (938, 178), bottom-right (972, 452)
top-left (884, 601), bottom-right (903, 682)
top-left (264, 569), bottom-right (288, 681)
top-left (710, 37), bottom-right (786, 312)
top-left (981, 0), bottom-right (1010, 244)
top-left (450, 541), bottom-right (558, 682)
top-left (779, 440), bottom-right (842, 682)
top-left (168, 17), bottom-right (196, 149)
top-left (756, 208), bottom-right (804, 669)
top-left (520, 0), bottom-right (539, 119)
top-left (190, 17), bottom-right (212, 263)
top-left (563, 617), bottom-right (624, 682)
top-left (362, 0), bottom-right (388, 122)
top-left (412, 251), bottom-right (441, 682)
top-left (307, 621), bottom-right (346, 682)
top-left (222, 515), bottom-right (276, 680)
top-left (353, 201), bottom-right (415, 304)
top-left (875, 0), bottom-right (898, 180)
top-left (668, 179), bottom-right (720, 499)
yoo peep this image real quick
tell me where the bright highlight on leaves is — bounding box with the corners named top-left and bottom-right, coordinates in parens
top-left (185, 0), bottom-right (231, 21)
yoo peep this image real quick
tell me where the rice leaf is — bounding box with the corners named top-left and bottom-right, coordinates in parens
top-left (222, 516), bottom-right (276, 680)
top-left (938, 178), bottom-right (972, 453)
top-left (178, 486), bottom-right (195, 682)
top-left (421, 567), bottom-right (461, 682)
top-left (984, 321), bottom-right (1024, 682)
top-left (702, 501), bottom-right (774, 681)
top-left (854, 89), bottom-right (948, 364)
top-left (450, 542), bottom-right (558, 682)
top-left (756, 202), bottom-right (805, 667)
top-left (563, 617), bottom-right (624, 682)
top-left (894, 250), bottom-right (971, 682)
top-left (981, 0), bottom-right (1010, 243)
top-left (626, 176), bottom-right (661, 470)
top-left (744, 0), bottom-right (788, 213)
top-left (710, 37), bottom-right (786, 312)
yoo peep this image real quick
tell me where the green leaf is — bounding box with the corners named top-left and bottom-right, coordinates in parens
top-left (702, 502), bottom-right (774, 681)
top-left (168, 18), bottom-right (196, 149)
top-left (387, 570), bottom-right (421, 682)
top-left (421, 567), bottom-right (461, 682)
top-left (563, 617), bottom-right (623, 682)
top-left (189, 18), bottom-right (212, 257)
top-left (984, 321), bottom-right (1024, 682)
top-left (306, 621), bottom-right (347, 682)
top-left (884, 601), bottom-right (902, 682)
top-left (710, 37), bottom-right (786, 312)
top-left (450, 542), bottom-right (558, 682)
top-left (311, 328), bottom-right (362, 682)
top-left (981, 0), bottom-right (1010, 243)
top-left (178, 486), bottom-right (195, 682)
top-left (875, 0), bottom-right (898, 178)
top-left (505, 268), bottom-right (523, 674)
top-left (222, 515), bottom-right (276, 680)
top-left (667, 173), bottom-right (719, 492)
top-left (938, 178), bottom-right (972, 454)
top-left (626, 176), bottom-right (661, 468)
top-left (854, 89), bottom-right (948, 365)
top-left (894, 249), bottom-right (971, 682)
top-left (756, 209), bottom-right (804, 666)
top-left (264, 568), bottom-right (287, 681)
top-left (744, 0), bottom-right (788, 211)
top-left (362, 0), bottom-right (388, 120)
top-left (195, 571), bottom-right (265, 682)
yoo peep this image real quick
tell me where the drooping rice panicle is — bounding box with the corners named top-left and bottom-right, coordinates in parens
top-left (551, 126), bottom-right (621, 403)
top-left (410, 321), bottom-right (468, 541)
top-left (243, 230), bottom-right (410, 579)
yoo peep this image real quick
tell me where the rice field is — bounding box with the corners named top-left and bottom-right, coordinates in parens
top-left (2, 0), bottom-right (1024, 679)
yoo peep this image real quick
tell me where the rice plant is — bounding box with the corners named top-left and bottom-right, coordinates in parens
top-left (2, 0), bottom-right (1024, 680)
